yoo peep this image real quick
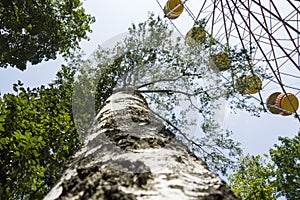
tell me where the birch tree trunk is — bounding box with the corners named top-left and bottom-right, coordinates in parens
top-left (44, 86), bottom-right (240, 200)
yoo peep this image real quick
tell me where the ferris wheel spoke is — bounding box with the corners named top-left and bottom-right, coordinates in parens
top-left (237, 0), bottom-right (300, 71)
top-left (228, 0), bottom-right (300, 71)
top-left (210, 0), bottom-right (220, 38)
top-left (220, 0), bottom-right (231, 46)
top-left (257, 0), bottom-right (283, 81)
top-left (225, 0), bottom-right (247, 50)
top-left (194, 0), bottom-right (208, 21)
top-left (280, 71), bottom-right (300, 83)
top-left (269, 1), bottom-right (300, 57)
top-left (230, 1), bottom-right (287, 83)
top-left (252, 0), bottom-right (300, 34)
top-left (287, 0), bottom-right (300, 15)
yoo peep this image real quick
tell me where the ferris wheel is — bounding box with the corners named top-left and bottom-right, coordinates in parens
top-left (156, 0), bottom-right (300, 121)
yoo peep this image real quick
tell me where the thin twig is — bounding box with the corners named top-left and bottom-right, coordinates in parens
top-left (137, 76), bottom-right (183, 89)
top-left (138, 89), bottom-right (210, 98)
top-left (150, 108), bottom-right (211, 156)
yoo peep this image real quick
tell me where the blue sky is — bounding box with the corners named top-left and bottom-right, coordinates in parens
top-left (0, 0), bottom-right (299, 155)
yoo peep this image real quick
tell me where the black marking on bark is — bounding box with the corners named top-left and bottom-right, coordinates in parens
top-left (58, 159), bottom-right (151, 200)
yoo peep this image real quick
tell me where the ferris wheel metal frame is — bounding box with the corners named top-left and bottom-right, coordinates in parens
top-left (156, 0), bottom-right (300, 122)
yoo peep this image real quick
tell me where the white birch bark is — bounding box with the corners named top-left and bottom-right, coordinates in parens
top-left (44, 86), bottom-right (239, 200)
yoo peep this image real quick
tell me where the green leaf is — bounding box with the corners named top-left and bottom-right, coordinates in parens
top-left (38, 136), bottom-right (43, 141)
top-left (0, 124), bottom-right (4, 132)
top-left (14, 151), bottom-right (20, 157)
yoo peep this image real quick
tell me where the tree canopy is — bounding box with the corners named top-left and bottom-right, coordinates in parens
top-left (228, 132), bottom-right (300, 199)
top-left (228, 154), bottom-right (277, 199)
top-left (0, 66), bottom-right (81, 199)
top-left (270, 133), bottom-right (300, 199)
top-left (0, 0), bottom-right (95, 70)
top-left (73, 15), bottom-right (268, 175)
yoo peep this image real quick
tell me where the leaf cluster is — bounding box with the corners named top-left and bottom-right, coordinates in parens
top-left (270, 134), bottom-right (300, 199)
top-left (0, 66), bottom-right (81, 199)
top-left (229, 132), bottom-right (300, 199)
top-left (0, 0), bottom-right (95, 70)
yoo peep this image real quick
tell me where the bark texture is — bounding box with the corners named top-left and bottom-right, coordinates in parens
top-left (44, 86), bottom-right (240, 200)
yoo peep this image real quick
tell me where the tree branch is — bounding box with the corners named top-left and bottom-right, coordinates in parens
top-left (138, 89), bottom-right (209, 98)
top-left (149, 108), bottom-right (211, 156)
top-left (137, 73), bottom-right (203, 89)
top-left (137, 76), bottom-right (184, 89)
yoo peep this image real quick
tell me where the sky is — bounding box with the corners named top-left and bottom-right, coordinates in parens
top-left (0, 0), bottom-right (299, 156)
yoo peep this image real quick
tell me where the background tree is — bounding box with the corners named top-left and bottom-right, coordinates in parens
top-left (0, 0), bottom-right (95, 70)
top-left (0, 66), bottom-right (81, 199)
top-left (228, 154), bottom-right (276, 199)
top-left (270, 133), bottom-right (300, 199)
top-left (228, 132), bottom-right (300, 199)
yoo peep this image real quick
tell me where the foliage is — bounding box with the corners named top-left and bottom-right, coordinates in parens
top-left (228, 154), bottom-right (276, 199)
top-left (0, 0), bottom-right (95, 70)
top-left (0, 66), bottom-right (81, 199)
top-left (229, 132), bottom-right (300, 200)
top-left (270, 133), bottom-right (300, 199)
top-left (74, 14), bottom-right (268, 175)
